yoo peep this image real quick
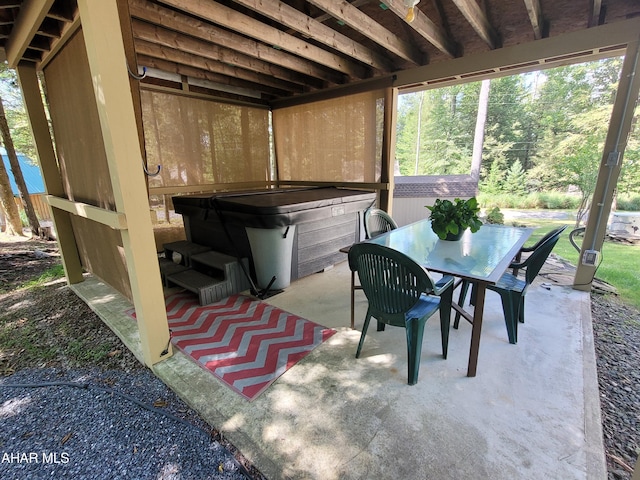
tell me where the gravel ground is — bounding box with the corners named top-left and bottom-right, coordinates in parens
top-left (591, 293), bottom-right (640, 479)
top-left (0, 369), bottom-right (251, 480)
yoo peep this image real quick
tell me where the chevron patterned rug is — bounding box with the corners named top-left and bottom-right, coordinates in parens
top-left (130, 292), bottom-right (335, 401)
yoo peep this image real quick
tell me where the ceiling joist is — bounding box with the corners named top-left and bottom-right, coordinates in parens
top-left (306, 0), bottom-right (425, 65)
top-left (450, 0), bottom-right (499, 49)
top-left (5, 0), bottom-right (55, 67)
top-left (128, 0), bottom-right (344, 85)
top-left (230, 0), bottom-right (395, 73)
top-left (157, 0), bottom-right (367, 78)
top-left (1, 0), bottom-right (638, 104)
top-left (134, 39), bottom-right (306, 95)
top-left (131, 20), bottom-right (324, 90)
top-left (523, 0), bottom-right (544, 40)
top-left (382, 0), bottom-right (457, 58)
top-left (138, 55), bottom-right (293, 99)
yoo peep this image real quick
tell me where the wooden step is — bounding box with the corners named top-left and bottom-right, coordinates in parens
top-left (191, 251), bottom-right (252, 295)
top-left (163, 240), bottom-right (211, 266)
top-left (158, 257), bottom-right (190, 287)
top-left (166, 269), bottom-right (234, 306)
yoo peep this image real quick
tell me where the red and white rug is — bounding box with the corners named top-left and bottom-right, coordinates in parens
top-left (130, 292), bottom-right (335, 401)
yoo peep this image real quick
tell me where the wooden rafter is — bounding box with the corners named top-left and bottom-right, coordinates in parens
top-left (230, 0), bottom-right (394, 72)
top-left (5, 0), bottom-right (54, 67)
top-left (131, 20), bottom-right (323, 89)
top-left (157, 0), bottom-right (367, 78)
top-left (304, 0), bottom-right (370, 25)
top-left (129, 0), bottom-right (343, 85)
top-left (523, 0), bottom-right (544, 40)
top-left (134, 40), bottom-right (306, 94)
top-left (138, 55), bottom-right (294, 99)
top-left (450, 0), bottom-right (498, 49)
top-left (381, 0), bottom-right (456, 57)
top-left (305, 0), bottom-right (425, 65)
top-left (36, 17), bottom-right (62, 38)
top-left (589, 0), bottom-right (603, 27)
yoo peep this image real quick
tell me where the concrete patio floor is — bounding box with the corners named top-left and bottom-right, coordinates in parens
top-left (72, 259), bottom-right (606, 480)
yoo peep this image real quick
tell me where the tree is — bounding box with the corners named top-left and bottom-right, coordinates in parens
top-left (0, 95), bottom-right (40, 235)
top-left (530, 58), bottom-right (624, 226)
top-left (479, 155), bottom-right (507, 194)
top-left (0, 153), bottom-right (23, 236)
top-left (503, 160), bottom-right (527, 195)
top-left (0, 64), bottom-right (37, 160)
top-left (396, 83), bottom-right (479, 175)
top-left (471, 79), bottom-right (491, 179)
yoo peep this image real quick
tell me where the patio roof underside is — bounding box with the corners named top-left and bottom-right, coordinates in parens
top-left (1, 0), bottom-right (639, 366)
top-left (2, 1), bottom-right (640, 101)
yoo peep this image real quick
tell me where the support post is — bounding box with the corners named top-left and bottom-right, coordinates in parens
top-left (77, 0), bottom-right (171, 365)
top-left (16, 62), bottom-right (84, 284)
top-left (574, 39), bottom-right (640, 290)
top-left (380, 87), bottom-right (398, 214)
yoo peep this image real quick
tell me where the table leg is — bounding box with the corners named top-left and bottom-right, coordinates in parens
top-left (467, 282), bottom-right (487, 377)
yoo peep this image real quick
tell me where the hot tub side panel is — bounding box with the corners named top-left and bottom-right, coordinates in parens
top-left (173, 188), bottom-right (374, 284)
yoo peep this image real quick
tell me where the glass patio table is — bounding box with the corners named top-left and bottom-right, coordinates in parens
top-left (366, 219), bottom-right (533, 377)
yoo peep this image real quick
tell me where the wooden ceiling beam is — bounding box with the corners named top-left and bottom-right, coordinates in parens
top-left (395, 17), bottom-right (639, 89)
top-left (306, 0), bottom-right (424, 65)
top-left (5, 0), bottom-right (54, 67)
top-left (134, 40), bottom-right (306, 94)
top-left (132, 20), bottom-right (324, 89)
top-left (37, 13), bottom-right (78, 69)
top-left (307, 0), bottom-right (369, 25)
top-left (381, 0), bottom-right (456, 57)
top-left (589, 0), bottom-right (603, 27)
top-left (157, 0), bottom-right (367, 78)
top-left (138, 54), bottom-right (295, 98)
top-left (450, 0), bottom-right (499, 49)
top-left (230, 0), bottom-right (394, 72)
top-left (129, 0), bottom-right (343, 85)
top-left (36, 17), bottom-right (61, 38)
top-left (523, 0), bottom-right (544, 40)
top-left (25, 35), bottom-right (50, 52)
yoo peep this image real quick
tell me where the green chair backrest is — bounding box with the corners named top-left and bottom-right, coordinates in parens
top-left (348, 243), bottom-right (436, 326)
top-left (523, 231), bottom-right (562, 286)
top-left (527, 225), bottom-right (567, 251)
top-left (364, 208), bottom-right (398, 239)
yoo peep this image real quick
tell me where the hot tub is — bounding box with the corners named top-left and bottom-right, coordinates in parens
top-left (609, 211), bottom-right (640, 236)
top-left (173, 187), bottom-right (376, 289)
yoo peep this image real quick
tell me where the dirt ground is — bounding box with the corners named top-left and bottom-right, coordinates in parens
top-left (0, 232), bottom-right (266, 478)
top-left (0, 234), bottom-right (145, 374)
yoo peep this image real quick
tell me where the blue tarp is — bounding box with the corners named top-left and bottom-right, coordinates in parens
top-left (1, 147), bottom-right (44, 195)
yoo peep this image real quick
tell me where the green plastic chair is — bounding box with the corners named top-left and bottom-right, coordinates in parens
top-left (364, 208), bottom-right (398, 239)
top-left (510, 225), bottom-right (567, 276)
top-left (344, 208), bottom-right (398, 329)
top-left (454, 228), bottom-right (562, 344)
top-left (348, 243), bottom-right (454, 385)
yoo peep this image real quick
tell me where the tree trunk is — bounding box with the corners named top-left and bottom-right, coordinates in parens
top-left (0, 95), bottom-right (40, 236)
top-left (471, 79), bottom-right (491, 181)
top-left (0, 154), bottom-right (23, 236)
top-left (413, 91), bottom-right (424, 175)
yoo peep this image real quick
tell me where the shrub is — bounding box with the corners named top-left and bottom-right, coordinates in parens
top-left (617, 194), bottom-right (640, 211)
top-left (485, 207), bottom-right (504, 224)
top-left (478, 192), bottom-right (583, 210)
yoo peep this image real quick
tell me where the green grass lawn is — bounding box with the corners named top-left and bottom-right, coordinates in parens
top-left (503, 213), bottom-right (640, 309)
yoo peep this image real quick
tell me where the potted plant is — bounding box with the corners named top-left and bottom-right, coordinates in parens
top-left (426, 197), bottom-right (482, 240)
